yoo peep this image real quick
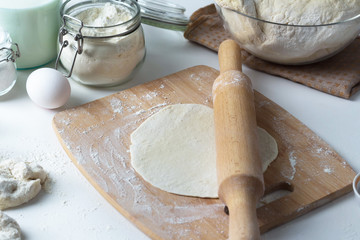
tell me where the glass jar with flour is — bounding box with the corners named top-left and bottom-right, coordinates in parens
top-left (57, 0), bottom-right (146, 87)
top-left (0, 28), bottom-right (20, 96)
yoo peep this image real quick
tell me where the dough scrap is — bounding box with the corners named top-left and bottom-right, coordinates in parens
top-left (0, 160), bottom-right (47, 210)
top-left (0, 211), bottom-right (21, 240)
top-left (130, 104), bottom-right (278, 198)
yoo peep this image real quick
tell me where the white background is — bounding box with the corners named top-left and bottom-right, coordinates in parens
top-left (1, 0), bottom-right (360, 239)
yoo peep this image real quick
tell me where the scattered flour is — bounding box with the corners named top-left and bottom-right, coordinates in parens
top-left (0, 139), bottom-right (120, 238)
top-left (282, 150), bottom-right (297, 180)
top-left (148, 103), bottom-right (167, 111)
top-left (135, 109), bottom-right (146, 115)
top-left (109, 98), bottom-right (123, 114)
top-left (142, 92), bottom-right (159, 100)
top-left (323, 166), bottom-right (334, 174)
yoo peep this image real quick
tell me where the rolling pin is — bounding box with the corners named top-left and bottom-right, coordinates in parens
top-left (212, 39), bottom-right (264, 240)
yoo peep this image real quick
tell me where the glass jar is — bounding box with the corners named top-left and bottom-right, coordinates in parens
top-left (137, 0), bottom-right (189, 31)
top-left (58, 0), bottom-right (146, 87)
top-left (0, 28), bottom-right (20, 96)
top-left (0, 0), bottom-right (60, 69)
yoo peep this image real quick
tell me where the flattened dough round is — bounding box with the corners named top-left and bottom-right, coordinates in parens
top-left (130, 104), bottom-right (278, 198)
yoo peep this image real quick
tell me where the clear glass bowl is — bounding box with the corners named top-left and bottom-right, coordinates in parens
top-left (216, 4), bottom-right (360, 65)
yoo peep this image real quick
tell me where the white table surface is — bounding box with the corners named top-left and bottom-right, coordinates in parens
top-left (1, 0), bottom-right (360, 239)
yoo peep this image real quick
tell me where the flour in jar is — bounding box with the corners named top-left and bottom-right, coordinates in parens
top-left (60, 2), bottom-right (145, 86)
top-left (75, 3), bottom-right (132, 30)
top-left (216, 0), bottom-right (360, 64)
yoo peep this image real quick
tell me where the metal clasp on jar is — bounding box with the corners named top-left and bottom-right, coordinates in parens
top-left (55, 15), bottom-right (84, 78)
top-left (0, 43), bottom-right (20, 63)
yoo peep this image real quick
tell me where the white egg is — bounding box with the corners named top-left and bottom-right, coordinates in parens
top-left (26, 68), bottom-right (71, 109)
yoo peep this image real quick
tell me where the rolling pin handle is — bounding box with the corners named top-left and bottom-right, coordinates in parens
top-left (218, 39), bottom-right (242, 73)
top-left (213, 39), bottom-right (264, 240)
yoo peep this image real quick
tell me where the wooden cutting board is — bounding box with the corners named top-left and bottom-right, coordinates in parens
top-left (53, 65), bottom-right (355, 239)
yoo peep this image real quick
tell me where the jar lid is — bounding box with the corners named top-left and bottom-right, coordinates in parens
top-left (0, 27), bottom-right (11, 48)
top-left (0, 27), bottom-right (20, 62)
top-left (137, 0), bottom-right (189, 31)
top-left (0, 27), bottom-right (11, 61)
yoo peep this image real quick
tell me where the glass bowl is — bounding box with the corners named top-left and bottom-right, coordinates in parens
top-left (353, 172), bottom-right (360, 207)
top-left (215, 4), bottom-right (360, 65)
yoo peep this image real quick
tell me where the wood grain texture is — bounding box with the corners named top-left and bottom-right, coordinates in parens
top-left (53, 65), bottom-right (356, 239)
top-left (214, 39), bottom-right (263, 240)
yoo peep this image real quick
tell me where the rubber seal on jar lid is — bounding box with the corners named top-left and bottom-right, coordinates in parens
top-left (0, 27), bottom-right (9, 48)
top-left (0, 27), bottom-right (20, 63)
top-left (137, 0), bottom-right (189, 31)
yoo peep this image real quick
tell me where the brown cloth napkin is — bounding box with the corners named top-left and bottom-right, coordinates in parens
top-left (184, 4), bottom-right (360, 99)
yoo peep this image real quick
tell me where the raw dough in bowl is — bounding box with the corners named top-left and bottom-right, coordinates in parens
top-left (215, 0), bottom-right (360, 64)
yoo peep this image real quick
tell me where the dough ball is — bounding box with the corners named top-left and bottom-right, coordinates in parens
top-left (0, 211), bottom-right (21, 240)
top-left (0, 159), bottom-right (47, 210)
top-left (130, 104), bottom-right (278, 198)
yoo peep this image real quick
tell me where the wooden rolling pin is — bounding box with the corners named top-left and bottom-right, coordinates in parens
top-left (212, 39), bottom-right (265, 240)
